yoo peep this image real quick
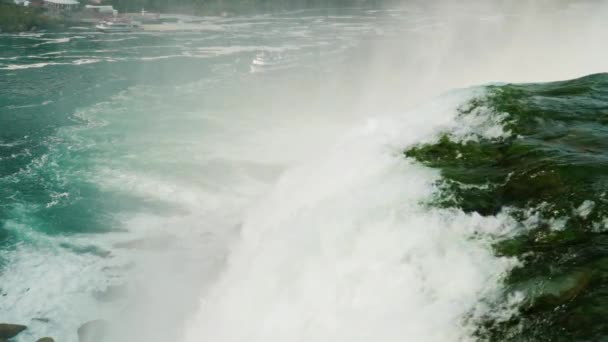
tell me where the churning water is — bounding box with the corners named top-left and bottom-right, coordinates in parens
top-left (2, 2), bottom-right (608, 341)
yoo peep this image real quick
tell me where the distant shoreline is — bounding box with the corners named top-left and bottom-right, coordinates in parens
top-left (0, 3), bottom-right (393, 33)
top-left (0, 3), bottom-right (61, 33)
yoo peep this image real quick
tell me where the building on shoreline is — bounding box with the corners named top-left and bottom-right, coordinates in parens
top-left (43, 0), bottom-right (79, 13)
top-left (84, 5), bottom-right (117, 17)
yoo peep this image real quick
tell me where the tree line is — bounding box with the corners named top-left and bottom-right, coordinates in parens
top-left (107, 0), bottom-right (392, 15)
top-left (0, 2), bottom-right (59, 32)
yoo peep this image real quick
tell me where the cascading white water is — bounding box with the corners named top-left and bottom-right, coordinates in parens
top-left (180, 91), bottom-right (521, 342)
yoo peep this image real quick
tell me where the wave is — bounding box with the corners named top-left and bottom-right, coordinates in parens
top-left (0, 59), bottom-right (103, 70)
top-left (0, 62), bottom-right (60, 70)
top-left (33, 37), bottom-right (72, 47)
top-left (3, 100), bottom-right (53, 110)
top-left (88, 37), bottom-right (138, 43)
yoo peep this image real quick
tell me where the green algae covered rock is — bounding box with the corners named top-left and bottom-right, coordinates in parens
top-left (405, 73), bottom-right (608, 341)
top-left (36, 338), bottom-right (55, 342)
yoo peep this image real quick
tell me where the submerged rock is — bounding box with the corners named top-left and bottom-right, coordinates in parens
top-left (36, 338), bottom-right (55, 342)
top-left (60, 242), bottom-right (112, 258)
top-left (0, 323), bottom-right (26, 338)
top-left (113, 235), bottom-right (175, 250)
top-left (78, 320), bottom-right (108, 342)
top-left (32, 318), bottom-right (51, 323)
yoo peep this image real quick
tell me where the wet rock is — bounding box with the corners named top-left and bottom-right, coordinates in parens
top-left (0, 323), bottom-right (26, 338)
top-left (60, 242), bottom-right (112, 258)
top-left (36, 338), bottom-right (55, 342)
top-left (523, 270), bottom-right (593, 313)
top-left (78, 319), bottom-right (108, 342)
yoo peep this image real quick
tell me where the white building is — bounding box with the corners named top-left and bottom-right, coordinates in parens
top-left (84, 5), bottom-right (117, 17)
top-left (43, 0), bottom-right (79, 12)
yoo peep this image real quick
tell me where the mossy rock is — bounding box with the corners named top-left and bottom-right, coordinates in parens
top-left (36, 338), bottom-right (55, 342)
top-left (0, 323), bottom-right (27, 339)
top-left (522, 270), bottom-right (593, 314)
top-left (406, 73), bottom-right (608, 341)
top-left (0, 323), bottom-right (26, 338)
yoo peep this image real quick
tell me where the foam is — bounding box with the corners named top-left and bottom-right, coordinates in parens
top-left (0, 221), bottom-right (127, 342)
top-left (1, 63), bottom-right (61, 70)
top-left (34, 37), bottom-right (72, 47)
top-left (181, 98), bottom-right (518, 342)
top-left (1, 59), bottom-right (103, 70)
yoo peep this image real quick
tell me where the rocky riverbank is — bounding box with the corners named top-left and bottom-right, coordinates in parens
top-left (0, 320), bottom-right (107, 342)
top-left (0, 3), bottom-right (59, 32)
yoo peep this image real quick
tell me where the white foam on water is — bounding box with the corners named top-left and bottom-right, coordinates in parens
top-left (1, 62), bottom-right (61, 70)
top-left (139, 54), bottom-right (193, 61)
top-left (89, 37), bottom-right (138, 43)
top-left (34, 37), bottom-right (72, 47)
top-left (0, 220), bottom-right (129, 342)
top-left (196, 44), bottom-right (303, 57)
top-left (72, 58), bottom-right (101, 65)
top-left (39, 51), bottom-right (67, 56)
top-left (1, 59), bottom-right (104, 70)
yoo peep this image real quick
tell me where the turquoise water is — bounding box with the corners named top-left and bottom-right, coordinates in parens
top-left (2, 4), bottom-right (608, 342)
top-left (0, 11), bottom-right (396, 341)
